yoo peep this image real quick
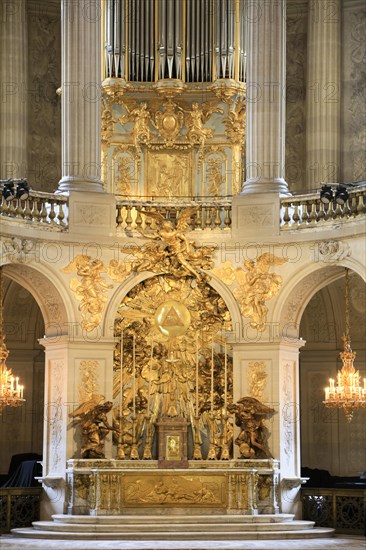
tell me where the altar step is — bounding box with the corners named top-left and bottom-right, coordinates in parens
top-left (12, 514), bottom-right (335, 540)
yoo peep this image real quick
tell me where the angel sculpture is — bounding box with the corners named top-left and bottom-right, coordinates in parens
top-left (226, 96), bottom-right (246, 144)
top-left (119, 100), bottom-right (151, 146)
top-left (185, 101), bottom-right (223, 146)
top-left (70, 398), bottom-right (119, 459)
top-left (136, 208), bottom-right (204, 279)
top-left (228, 397), bottom-right (276, 459)
top-left (234, 253), bottom-right (287, 332)
top-left (62, 255), bottom-right (112, 332)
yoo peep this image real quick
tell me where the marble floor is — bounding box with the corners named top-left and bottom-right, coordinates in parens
top-left (0, 535), bottom-right (365, 550)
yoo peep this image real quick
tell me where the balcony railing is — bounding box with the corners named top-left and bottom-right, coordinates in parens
top-left (280, 185), bottom-right (366, 229)
top-left (1, 186), bottom-right (365, 235)
top-left (0, 190), bottom-right (68, 229)
top-left (116, 198), bottom-right (232, 231)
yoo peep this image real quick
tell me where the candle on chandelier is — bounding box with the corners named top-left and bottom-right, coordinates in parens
top-left (120, 331), bottom-right (123, 419)
top-left (148, 340), bottom-right (153, 412)
top-left (325, 387), bottom-right (330, 401)
top-left (211, 337), bottom-right (214, 413)
top-left (224, 340), bottom-right (227, 413)
top-left (20, 385), bottom-right (24, 399)
top-left (196, 335), bottom-right (199, 417)
top-left (132, 335), bottom-right (136, 415)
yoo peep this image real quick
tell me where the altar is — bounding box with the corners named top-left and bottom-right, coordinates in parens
top-left (65, 459), bottom-right (280, 516)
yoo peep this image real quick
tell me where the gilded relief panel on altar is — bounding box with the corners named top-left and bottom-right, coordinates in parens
top-left (145, 151), bottom-right (193, 198)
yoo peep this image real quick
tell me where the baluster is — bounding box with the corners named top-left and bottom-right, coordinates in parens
top-left (135, 208), bottom-right (143, 229)
top-left (1, 197), bottom-right (9, 216)
top-left (350, 195), bottom-right (357, 218)
top-left (301, 201), bottom-right (309, 224)
top-left (15, 199), bottom-right (23, 218)
top-left (57, 201), bottom-right (66, 226)
top-left (356, 193), bottom-right (366, 215)
top-left (308, 202), bottom-right (317, 224)
top-left (318, 201), bottom-right (325, 223)
top-left (324, 201), bottom-right (331, 221)
top-left (343, 198), bottom-right (351, 218)
top-left (49, 201), bottom-right (56, 225)
top-left (23, 198), bottom-right (32, 220)
top-left (282, 204), bottom-right (290, 227)
top-left (32, 199), bottom-right (41, 222)
top-left (40, 201), bottom-right (48, 223)
top-left (214, 205), bottom-right (221, 228)
top-left (224, 205), bottom-right (231, 229)
top-left (125, 205), bottom-right (133, 228)
top-left (204, 206), bottom-right (211, 229)
top-left (293, 204), bottom-right (300, 225)
top-left (116, 204), bottom-right (123, 227)
top-left (196, 206), bottom-right (203, 229)
top-left (8, 199), bottom-right (16, 217)
top-left (333, 201), bottom-right (342, 220)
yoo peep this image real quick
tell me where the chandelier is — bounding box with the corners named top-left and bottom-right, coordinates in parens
top-left (323, 268), bottom-right (366, 422)
top-left (0, 266), bottom-right (25, 413)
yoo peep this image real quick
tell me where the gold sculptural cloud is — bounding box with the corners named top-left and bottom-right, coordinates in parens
top-left (212, 253), bottom-right (287, 331)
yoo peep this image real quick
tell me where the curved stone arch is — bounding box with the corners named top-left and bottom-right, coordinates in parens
top-left (275, 258), bottom-right (366, 340)
top-left (2, 262), bottom-right (73, 337)
top-left (102, 271), bottom-right (243, 339)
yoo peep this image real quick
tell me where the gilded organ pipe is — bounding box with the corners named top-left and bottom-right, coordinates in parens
top-left (103, 0), bottom-right (245, 83)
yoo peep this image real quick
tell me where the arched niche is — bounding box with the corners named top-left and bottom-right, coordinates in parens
top-left (2, 263), bottom-right (71, 337)
top-left (276, 260), bottom-right (365, 340)
top-left (298, 271), bottom-right (366, 477)
top-left (0, 276), bottom-right (45, 477)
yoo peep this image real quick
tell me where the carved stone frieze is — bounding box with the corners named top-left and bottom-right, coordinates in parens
top-left (1, 238), bottom-right (37, 263)
top-left (48, 360), bottom-right (63, 473)
top-left (312, 240), bottom-right (351, 263)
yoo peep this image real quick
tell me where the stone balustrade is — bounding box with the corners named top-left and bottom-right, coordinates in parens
top-left (280, 185), bottom-right (366, 229)
top-left (1, 187), bottom-right (365, 234)
top-left (0, 190), bottom-right (68, 228)
top-left (116, 199), bottom-right (232, 232)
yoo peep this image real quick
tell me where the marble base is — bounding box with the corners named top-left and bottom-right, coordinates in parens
top-left (65, 459), bottom-right (280, 516)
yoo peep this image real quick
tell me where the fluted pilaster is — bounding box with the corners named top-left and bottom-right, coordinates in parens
top-left (0, 0), bottom-right (27, 179)
top-left (243, 0), bottom-right (289, 195)
top-left (58, 0), bottom-right (103, 193)
top-left (306, 0), bottom-right (341, 190)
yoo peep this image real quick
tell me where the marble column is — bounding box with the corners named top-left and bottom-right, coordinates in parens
top-left (242, 0), bottom-right (289, 195)
top-left (0, 0), bottom-right (27, 179)
top-left (57, 0), bottom-right (104, 193)
top-left (306, 0), bottom-right (341, 191)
